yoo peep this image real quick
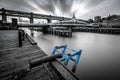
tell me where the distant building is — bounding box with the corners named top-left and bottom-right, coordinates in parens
top-left (94, 16), bottom-right (101, 23)
top-left (102, 14), bottom-right (120, 27)
top-left (56, 15), bottom-right (88, 25)
top-left (88, 19), bottom-right (94, 23)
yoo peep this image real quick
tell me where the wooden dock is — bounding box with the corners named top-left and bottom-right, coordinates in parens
top-left (0, 30), bottom-right (79, 80)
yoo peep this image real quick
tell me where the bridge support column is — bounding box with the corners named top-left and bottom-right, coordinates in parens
top-left (1, 8), bottom-right (7, 23)
top-left (30, 30), bottom-right (34, 36)
top-left (12, 18), bottom-right (18, 30)
top-left (29, 12), bottom-right (34, 36)
top-left (68, 27), bottom-right (72, 31)
top-left (42, 26), bottom-right (49, 33)
top-left (47, 19), bottom-right (51, 23)
top-left (59, 20), bottom-right (62, 21)
top-left (30, 12), bottom-right (33, 24)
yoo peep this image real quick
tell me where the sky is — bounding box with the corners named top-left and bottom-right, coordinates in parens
top-left (0, 0), bottom-right (120, 20)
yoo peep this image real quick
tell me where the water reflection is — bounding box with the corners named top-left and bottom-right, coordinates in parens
top-left (25, 29), bottom-right (120, 80)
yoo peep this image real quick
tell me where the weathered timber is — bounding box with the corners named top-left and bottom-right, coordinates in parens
top-left (26, 34), bottom-right (37, 45)
top-left (30, 54), bottom-right (62, 68)
top-left (51, 60), bottom-right (79, 80)
top-left (0, 30), bottom-right (79, 80)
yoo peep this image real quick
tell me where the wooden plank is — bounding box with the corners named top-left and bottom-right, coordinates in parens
top-left (0, 50), bottom-right (46, 72)
top-left (0, 45), bottom-right (40, 61)
top-left (51, 60), bottom-right (79, 80)
top-left (22, 64), bottom-right (50, 80)
top-left (26, 34), bottom-right (37, 45)
top-left (0, 49), bottom-right (44, 65)
top-left (21, 63), bottom-right (61, 80)
top-left (0, 53), bottom-right (46, 79)
top-left (0, 30), bottom-right (78, 80)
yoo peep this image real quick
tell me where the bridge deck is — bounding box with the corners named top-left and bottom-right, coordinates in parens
top-left (0, 30), bottom-right (78, 80)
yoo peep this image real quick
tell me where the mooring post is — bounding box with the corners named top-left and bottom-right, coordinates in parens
top-left (29, 54), bottom-right (62, 69)
top-left (22, 30), bottom-right (25, 41)
top-left (31, 30), bottom-right (34, 37)
top-left (18, 30), bottom-right (22, 47)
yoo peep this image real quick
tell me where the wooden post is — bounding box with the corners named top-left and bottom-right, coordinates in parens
top-left (30, 54), bottom-right (62, 69)
top-left (18, 30), bottom-right (22, 47)
top-left (31, 30), bottom-right (34, 36)
top-left (22, 30), bottom-right (25, 41)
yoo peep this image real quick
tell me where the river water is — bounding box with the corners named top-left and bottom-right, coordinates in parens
top-left (25, 29), bottom-right (120, 80)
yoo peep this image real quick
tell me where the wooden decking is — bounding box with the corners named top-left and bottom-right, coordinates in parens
top-left (0, 30), bottom-right (78, 80)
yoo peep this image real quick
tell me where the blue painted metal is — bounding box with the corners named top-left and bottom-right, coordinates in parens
top-left (51, 45), bottom-right (82, 73)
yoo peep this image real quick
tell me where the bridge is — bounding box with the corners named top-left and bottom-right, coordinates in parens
top-left (17, 23), bottom-right (89, 27)
top-left (1, 8), bottom-right (120, 36)
top-left (0, 8), bottom-right (89, 36)
top-left (0, 8), bottom-right (86, 24)
top-left (0, 8), bottom-right (88, 37)
top-left (0, 8), bottom-right (90, 35)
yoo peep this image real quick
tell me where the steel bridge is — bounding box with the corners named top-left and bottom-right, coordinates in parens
top-left (0, 8), bottom-right (91, 34)
top-left (17, 23), bottom-right (90, 28)
top-left (0, 8), bottom-right (86, 24)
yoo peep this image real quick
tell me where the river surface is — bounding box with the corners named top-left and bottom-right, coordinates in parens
top-left (25, 29), bottom-right (120, 80)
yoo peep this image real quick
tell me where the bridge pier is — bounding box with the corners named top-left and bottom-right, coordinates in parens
top-left (30, 12), bottom-right (34, 24)
top-left (42, 26), bottom-right (49, 33)
top-left (29, 12), bottom-right (34, 36)
top-left (47, 19), bottom-right (51, 23)
top-left (68, 26), bottom-right (72, 31)
top-left (1, 8), bottom-right (7, 23)
top-left (41, 19), bottom-right (51, 33)
top-left (12, 18), bottom-right (18, 30)
top-left (30, 30), bottom-right (34, 36)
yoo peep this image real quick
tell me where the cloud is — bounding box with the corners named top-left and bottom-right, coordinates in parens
top-left (0, 0), bottom-right (120, 20)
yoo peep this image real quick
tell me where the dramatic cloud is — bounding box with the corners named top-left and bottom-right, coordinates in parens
top-left (0, 0), bottom-right (120, 20)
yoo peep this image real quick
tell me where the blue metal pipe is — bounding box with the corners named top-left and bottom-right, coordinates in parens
top-left (51, 45), bottom-right (82, 73)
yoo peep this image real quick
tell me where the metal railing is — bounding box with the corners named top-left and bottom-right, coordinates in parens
top-left (51, 45), bottom-right (82, 73)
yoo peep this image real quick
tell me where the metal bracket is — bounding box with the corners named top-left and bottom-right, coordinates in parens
top-left (51, 45), bottom-right (82, 73)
